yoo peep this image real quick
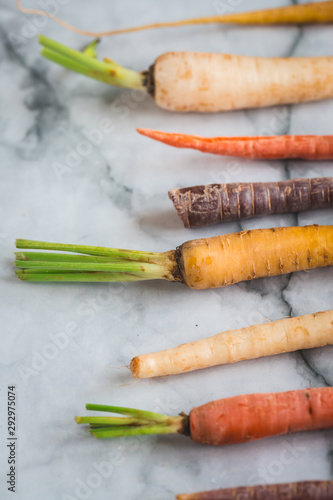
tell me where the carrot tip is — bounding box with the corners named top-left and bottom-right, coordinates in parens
top-left (137, 128), bottom-right (152, 137)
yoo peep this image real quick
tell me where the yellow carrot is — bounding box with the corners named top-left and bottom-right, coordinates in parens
top-left (17, 1), bottom-right (333, 38)
top-left (179, 225), bottom-right (333, 290)
top-left (131, 310), bottom-right (333, 378)
top-left (15, 225), bottom-right (333, 290)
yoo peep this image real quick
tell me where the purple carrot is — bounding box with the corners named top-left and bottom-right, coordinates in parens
top-left (169, 177), bottom-right (333, 228)
top-left (177, 480), bottom-right (333, 500)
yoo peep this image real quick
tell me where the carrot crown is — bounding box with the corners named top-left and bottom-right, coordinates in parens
top-left (15, 239), bottom-right (177, 283)
top-left (75, 404), bottom-right (188, 439)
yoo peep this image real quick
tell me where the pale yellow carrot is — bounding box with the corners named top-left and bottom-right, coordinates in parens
top-left (131, 310), bottom-right (333, 378)
top-left (38, 37), bottom-right (333, 113)
top-left (154, 52), bottom-right (333, 112)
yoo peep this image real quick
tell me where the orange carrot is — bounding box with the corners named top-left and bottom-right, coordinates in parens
top-left (75, 388), bottom-right (333, 446)
top-left (137, 129), bottom-right (333, 160)
top-left (189, 387), bottom-right (333, 445)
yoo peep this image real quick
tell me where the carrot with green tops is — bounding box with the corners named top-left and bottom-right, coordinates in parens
top-left (75, 387), bottom-right (333, 445)
top-left (130, 310), bottom-right (333, 379)
top-left (176, 481), bottom-right (333, 500)
top-left (169, 178), bottom-right (333, 228)
top-left (14, 225), bottom-right (333, 290)
top-left (138, 130), bottom-right (333, 160)
top-left (17, 1), bottom-right (333, 38)
top-left (38, 36), bottom-right (333, 112)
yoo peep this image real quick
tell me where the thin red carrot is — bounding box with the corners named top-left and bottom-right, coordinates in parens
top-left (137, 129), bottom-right (333, 160)
top-left (76, 387), bottom-right (333, 446)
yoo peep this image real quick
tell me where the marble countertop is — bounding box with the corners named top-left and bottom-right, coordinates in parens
top-left (1, 1), bottom-right (333, 499)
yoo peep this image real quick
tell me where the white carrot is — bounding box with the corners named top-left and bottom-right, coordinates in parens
top-left (130, 310), bottom-right (333, 378)
top-left (39, 36), bottom-right (333, 113)
top-left (153, 53), bottom-right (333, 112)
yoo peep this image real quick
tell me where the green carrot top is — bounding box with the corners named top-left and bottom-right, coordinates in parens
top-left (14, 239), bottom-right (177, 283)
top-left (38, 35), bottom-right (146, 90)
top-left (75, 404), bottom-right (188, 439)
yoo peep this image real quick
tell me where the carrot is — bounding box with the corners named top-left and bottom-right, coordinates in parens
top-left (130, 310), bottom-right (333, 379)
top-left (38, 36), bottom-right (333, 113)
top-left (169, 178), bottom-right (333, 228)
top-left (137, 130), bottom-right (333, 160)
top-left (75, 387), bottom-right (333, 446)
top-left (17, 2), bottom-right (333, 37)
top-left (176, 481), bottom-right (333, 500)
top-left (15, 225), bottom-right (333, 290)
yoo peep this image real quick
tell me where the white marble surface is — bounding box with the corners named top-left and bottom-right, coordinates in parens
top-left (1, 1), bottom-right (333, 499)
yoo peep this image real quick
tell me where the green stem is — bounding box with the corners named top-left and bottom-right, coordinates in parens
top-left (15, 252), bottom-right (124, 263)
top-left (15, 270), bottom-right (159, 282)
top-left (75, 416), bottom-right (143, 426)
top-left (90, 425), bottom-right (178, 439)
top-left (42, 48), bottom-right (120, 87)
top-left (15, 240), bottom-right (161, 263)
top-left (75, 404), bottom-right (188, 439)
top-left (15, 240), bottom-right (178, 283)
top-left (39, 35), bottom-right (146, 90)
top-left (85, 404), bottom-right (169, 421)
top-left (14, 259), bottom-right (165, 277)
